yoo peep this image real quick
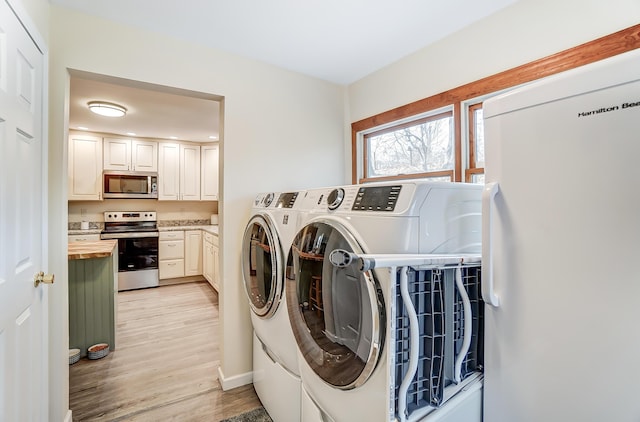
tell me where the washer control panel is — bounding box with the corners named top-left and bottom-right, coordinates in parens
top-left (276, 192), bottom-right (299, 208)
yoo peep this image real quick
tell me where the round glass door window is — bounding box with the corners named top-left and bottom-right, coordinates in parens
top-left (242, 215), bottom-right (283, 318)
top-left (286, 220), bottom-right (385, 389)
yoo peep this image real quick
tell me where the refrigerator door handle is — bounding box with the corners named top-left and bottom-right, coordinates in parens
top-left (482, 182), bottom-right (500, 307)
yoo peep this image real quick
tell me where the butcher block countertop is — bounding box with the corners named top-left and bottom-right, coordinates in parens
top-left (68, 239), bottom-right (117, 260)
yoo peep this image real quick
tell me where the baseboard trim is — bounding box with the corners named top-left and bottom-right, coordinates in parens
top-left (158, 275), bottom-right (206, 287)
top-left (217, 366), bottom-right (253, 391)
top-left (63, 409), bottom-right (72, 422)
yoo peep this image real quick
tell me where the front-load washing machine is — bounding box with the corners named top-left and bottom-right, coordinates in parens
top-left (285, 180), bottom-right (485, 422)
top-left (242, 191), bottom-right (303, 422)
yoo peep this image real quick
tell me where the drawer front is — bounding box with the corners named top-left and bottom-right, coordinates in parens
top-left (68, 234), bottom-right (101, 242)
top-left (159, 259), bottom-right (185, 279)
top-left (159, 240), bottom-right (184, 259)
top-left (159, 230), bottom-right (184, 241)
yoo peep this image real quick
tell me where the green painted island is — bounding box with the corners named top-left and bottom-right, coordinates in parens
top-left (68, 240), bottom-right (118, 357)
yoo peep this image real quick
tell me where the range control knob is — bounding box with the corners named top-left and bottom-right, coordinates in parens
top-left (264, 192), bottom-right (274, 207)
top-left (327, 188), bottom-right (345, 210)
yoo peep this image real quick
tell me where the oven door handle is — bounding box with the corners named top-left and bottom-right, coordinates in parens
top-left (101, 232), bottom-right (159, 239)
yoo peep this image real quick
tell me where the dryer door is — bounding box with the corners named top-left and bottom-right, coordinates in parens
top-left (286, 219), bottom-right (385, 390)
top-left (242, 214), bottom-right (283, 318)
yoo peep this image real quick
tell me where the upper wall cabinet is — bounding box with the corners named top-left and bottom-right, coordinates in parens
top-left (158, 142), bottom-right (201, 200)
top-left (201, 144), bottom-right (219, 201)
top-left (180, 144), bottom-right (201, 201)
top-left (69, 134), bottom-right (103, 201)
top-left (104, 138), bottom-right (158, 172)
top-left (158, 143), bottom-right (180, 200)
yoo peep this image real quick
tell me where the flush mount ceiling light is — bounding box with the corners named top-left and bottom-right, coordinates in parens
top-left (88, 101), bottom-right (127, 117)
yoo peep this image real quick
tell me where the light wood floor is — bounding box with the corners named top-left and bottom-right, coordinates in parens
top-left (69, 281), bottom-right (262, 421)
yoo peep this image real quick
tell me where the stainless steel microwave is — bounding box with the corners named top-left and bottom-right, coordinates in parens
top-left (103, 171), bottom-right (158, 199)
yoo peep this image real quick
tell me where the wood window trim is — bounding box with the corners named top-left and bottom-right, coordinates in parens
top-left (360, 170), bottom-right (453, 184)
top-left (351, 24), bottom-right (640, 184)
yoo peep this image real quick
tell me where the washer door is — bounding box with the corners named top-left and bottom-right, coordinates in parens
top-left (286, 219), bottom-right (385, 389)
top-left (242, 214), bottom-right (283, 318)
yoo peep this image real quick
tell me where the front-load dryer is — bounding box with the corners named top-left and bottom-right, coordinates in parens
top-left (242, 191), bottom-right (302, 422)
top-left (286, 180), bottom-right (485, 422)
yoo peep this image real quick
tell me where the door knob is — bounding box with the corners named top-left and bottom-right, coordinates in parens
top-left (34, 271), bottom-right (55, 287)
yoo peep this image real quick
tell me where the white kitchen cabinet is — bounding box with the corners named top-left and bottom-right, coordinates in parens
top-left (132, 140), bottom-right (158, 172)
top-left (68, 234), bottom-right (101, 242)
top-left (202, 234), bottom-right (213, 286)
top-left (104, 138), bottom-right (158, 172)
top-left (201, 144), bottom-right (219, 201)
top-left (180, 144), bottom-right (201, 201)
top-left (103, 137), bottom-right (130, 171)
top-left (158, 142), bottom-right (201, 200)
top-left (159, 231), bottom-right (185, 279)
top-left (68, 134), bottom-right (103, 201)
top-left (203, 231), bottom-right (219, 291)
top-left (158, 143), bottom-right (180, 200)
top-left (184, 230), bottom-right (202, 276)
top-left (212, 236), bottom-right (219, 291)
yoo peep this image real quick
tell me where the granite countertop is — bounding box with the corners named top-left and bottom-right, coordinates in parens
top-left (69, 226), bottom-right (219, 235)
top-left (68, 239), bottom-right (117, 260)
top-left (68, 229), bottom-right (102, 235)
top-left (159, 225), bottom-right (219, 235)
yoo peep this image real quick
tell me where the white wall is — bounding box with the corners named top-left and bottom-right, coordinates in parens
top-left (348, 0), bottom-right (640, 124)
top-left (48, 4), bottom-right (346, 417)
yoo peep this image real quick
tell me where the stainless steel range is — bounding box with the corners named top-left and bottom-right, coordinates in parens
top-left (101, 211), bottom-right (159, 291)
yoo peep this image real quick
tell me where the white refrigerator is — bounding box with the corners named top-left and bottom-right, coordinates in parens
top-left (482, 48), bottom-right (640, 422)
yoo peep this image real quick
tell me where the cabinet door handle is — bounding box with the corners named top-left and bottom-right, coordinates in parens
top-left (168, 263), bottom-right (176, 266)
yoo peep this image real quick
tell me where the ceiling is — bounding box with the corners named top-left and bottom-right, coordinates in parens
top-left (56, 0), bottom-right (518, 142)
top-left (69, 72), bottom-right (221, 143)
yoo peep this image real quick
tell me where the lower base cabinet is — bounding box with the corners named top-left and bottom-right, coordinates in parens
top-left (203, 231), bottom-right (219, 291)
top-left (159, 231), bottom-right (185, 279)
top-left (68, 253), bottom-right (117, 357)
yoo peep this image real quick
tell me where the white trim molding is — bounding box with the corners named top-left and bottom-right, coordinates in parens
top-left (217, 366), bottom-right (253, 391)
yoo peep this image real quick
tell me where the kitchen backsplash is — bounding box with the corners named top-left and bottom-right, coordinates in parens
top-left (158, 219), bottom-right (212, 227)
top-left (68, 199), bottom-right (218, 226)
top-left (68, 221), bottom-right (104, 230)
top-left (68, 219), bottom-right (214, 230)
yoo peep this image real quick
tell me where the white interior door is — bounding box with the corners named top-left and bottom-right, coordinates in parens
top-left (0, 2), bottom-right (48, 421)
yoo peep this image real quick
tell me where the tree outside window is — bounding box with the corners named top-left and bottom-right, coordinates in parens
top-left (363, 111), bottom-right (454, 182)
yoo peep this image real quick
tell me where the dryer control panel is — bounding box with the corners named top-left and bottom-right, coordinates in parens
top-left (352, 185), bottom-right (402, 212)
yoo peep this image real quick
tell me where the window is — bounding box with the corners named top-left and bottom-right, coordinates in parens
top-left (351, 25), bottom-right (639, 185)
top-left (363, 111), bottom-right (454, 182)
top-left (466, 103), bottom-right (485, 184)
